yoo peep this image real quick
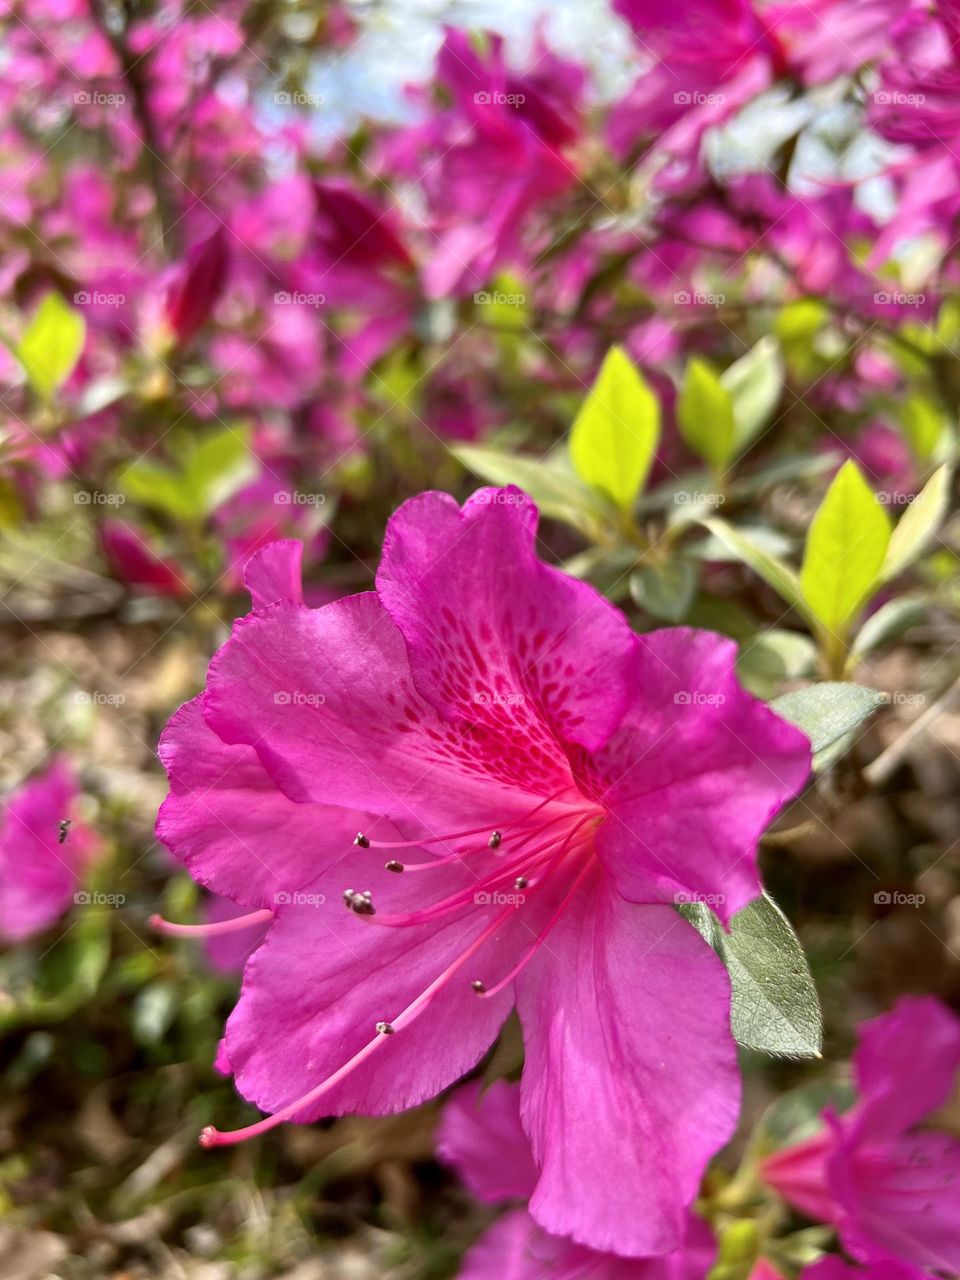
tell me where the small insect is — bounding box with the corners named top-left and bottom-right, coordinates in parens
top-left (57, 818), bottom-right (72, 845)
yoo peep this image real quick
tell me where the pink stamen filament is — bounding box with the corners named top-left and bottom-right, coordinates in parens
top-left (476, 857), bottom-right (598, 999)
top-left (358, 787), bottom-right (572, 850)
top-left (368, 812), bottom-right (599, 929)
top-left (199, 902), bottom-right (517, 1149)
top-left (394, 809), bottom-right (577, 872)
top-left (150, 909), bottom-right (273, 938)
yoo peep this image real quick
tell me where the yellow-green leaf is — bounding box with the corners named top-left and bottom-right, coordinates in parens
top-left (880, 464), bottom-right (950, 583)
top-left (569, 345), bottom-right (660, 511)
top-left (721, 336), bottom-right (783, 453)
top-left (677, 358), bottom-right (736, 474)
top-left (800, 461), bottom-right (891, 633)
top-left (900, 394), bottom-right (945, 466)
top-left (14, 293), bottom-right (86, 403)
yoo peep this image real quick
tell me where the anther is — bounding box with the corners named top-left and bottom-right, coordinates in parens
top-left (354, 832), bottom-right (370, 848)
top-left (514, 877), bottom-right (528, 890)
top-left (343, 889), bottom-right (375, 916)
top-left (488, 830), bottom-right (502, 849)
top-left (471, 980), bottom-right (486, 993)
top-left (376, 1021), bottom-right (394, 1035)
top-left (385, 860), bottom-right (404, 873)
top-left (58, 818), bottom-right (71, 844)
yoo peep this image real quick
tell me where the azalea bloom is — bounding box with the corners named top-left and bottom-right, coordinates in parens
top-left (157, 487), bottom-right (810, 1257)
top-left (438, 1078), bottom-right (716, 1279)
top-left (800, 1257), bottom-right (922, 1280)
top-left (0, 758), bottom-right (97, 943)
top-left (762, 997), bottom-right (960, 1276)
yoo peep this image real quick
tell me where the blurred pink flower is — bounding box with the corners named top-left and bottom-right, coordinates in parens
top-left (0, 758), bottom-right (98, 943)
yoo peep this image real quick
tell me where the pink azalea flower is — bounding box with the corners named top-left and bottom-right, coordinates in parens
top-left (0, 758), bottom-right (97, 943)
top-left (438, 1079), bottom-right (716, 1279)
top-left (762, 997), bottom-right (960, 1276)
top-left (156, 488), bottom-right (810, 1257)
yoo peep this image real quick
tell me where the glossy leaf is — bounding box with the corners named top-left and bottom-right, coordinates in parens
top-left (569, 345), bottom-right (660, 511)
top-left (800, 461), bottom-right (891, 634)
top-left (677, 358), bottom-right (736, 474)
top-left (879, 464), bottom-right (950, 583)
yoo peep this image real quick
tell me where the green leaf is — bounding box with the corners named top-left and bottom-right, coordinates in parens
top-left (452, 445), bottom-right (611, 537)
top-left (569, 345), bottom-right (660, 511)
top-left (704, 517), bottom-right (814, 624)
top-left (183, 425), bottom-right (256, 514)
top-left (771, 682), bottom-right (885, 771)
top-left (630, 558), bottom-right (698, 622)
top-left (736, 629), bottom-right (817, 699)
top-left (852, 595), bottom-right (927, 657)
top-left (800, 461), bottom-right (891, 634)
top-left (721, 336), bottom-right (783, 454)
top-left (120, 426), bottom-right (255, 521)
top-left (879, 464), bottom-right (950, 583)
top-left (679, 892), bottom-right (821, 1057)
top-left (677, 358), bottom-right (736, 474)
top-left (900, 394), bottom-right (945, 466)
top-left (14, 293), bottom-right (86, 403)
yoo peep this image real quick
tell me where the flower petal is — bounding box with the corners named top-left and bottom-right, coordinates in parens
top-left (203, 594), bottom-right (576, 830)
top-left (591, 629), bottom-right (810, 924)
top-left (243, 539), bottom-right (304, 609)
top-left (437, 1080), bottom-right (539, 1203)
top-left (376, 488), bottom-right (636, 754)
top-left (516, 882), bottom-right (740, 1257)
top-left (157, 696), bottom-right (358, 908)
top-left (222, 861), bottom-right (528, 1118)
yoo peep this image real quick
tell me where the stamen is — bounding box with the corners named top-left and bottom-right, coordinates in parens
top-left (376, 1021), bottom-right (394, 1035)
top-left (385, 860), bottom-right (404, 873)
top-left (354, 833), bottom-right (370, 848)
top-left (150, 909), bottom-right (274, 938)
top-left (488, 830), bottom-right (502, 848)
top-left (514, 877), bottom-right (528, 890)
top-left (343, 889), bottom-right (375, 916)
top-left (475, 860), bottom-right (597, 1000)
top-left (356, 788), bottom-right (571, 852)
top-left (199, 904), bottom-right (517, 1148)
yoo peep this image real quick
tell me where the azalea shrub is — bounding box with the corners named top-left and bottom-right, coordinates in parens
top-left (0, 0), bottom-right (958, 1277)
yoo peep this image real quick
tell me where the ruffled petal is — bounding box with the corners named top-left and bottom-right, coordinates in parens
top-left (203, 594), bottom-right (577, 830)
top-left (377, 489), bottom-right (636, 754)
top-left (157, 696), bottom-right (358, 908)
top-left (591, 629), bottom-right (810, 924)
top-left (516, 881), bottom-right (739, 1257)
